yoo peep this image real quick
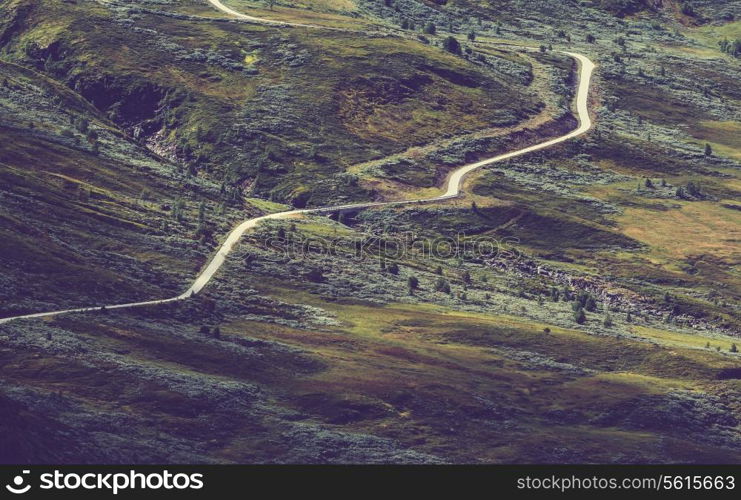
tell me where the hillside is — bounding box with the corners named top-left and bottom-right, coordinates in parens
top-left (0, 0), bottom-right (739, 464)
top-left (0, 59), bottom-right (218, 316)
top-left (1, 0), bottom-right (545, 206)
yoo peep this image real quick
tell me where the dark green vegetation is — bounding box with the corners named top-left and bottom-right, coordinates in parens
top-left (1, 0), bottom-right (739, 464)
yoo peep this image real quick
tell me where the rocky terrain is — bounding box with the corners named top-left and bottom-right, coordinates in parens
top-left (0, 0), bottom-right (739, 464)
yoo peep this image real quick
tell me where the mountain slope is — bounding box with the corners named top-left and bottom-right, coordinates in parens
top-left (1, 0), bottom-right (546, 206)
top-left (0, 0), bottom-right (739, 465)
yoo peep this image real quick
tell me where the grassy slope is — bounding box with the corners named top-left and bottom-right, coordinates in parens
top-left (2, 230), bottom-right (739, 462)
top-left (0, 60), bottom-right (242, 315)
top-left (0, 0), bottom-right (542, 207)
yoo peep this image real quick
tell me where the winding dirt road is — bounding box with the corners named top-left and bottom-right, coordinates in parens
top-left (0, 3), bottom-right (595, 324)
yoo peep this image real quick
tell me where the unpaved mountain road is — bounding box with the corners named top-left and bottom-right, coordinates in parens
top-left (0, 3), bottom-right (595, 324)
